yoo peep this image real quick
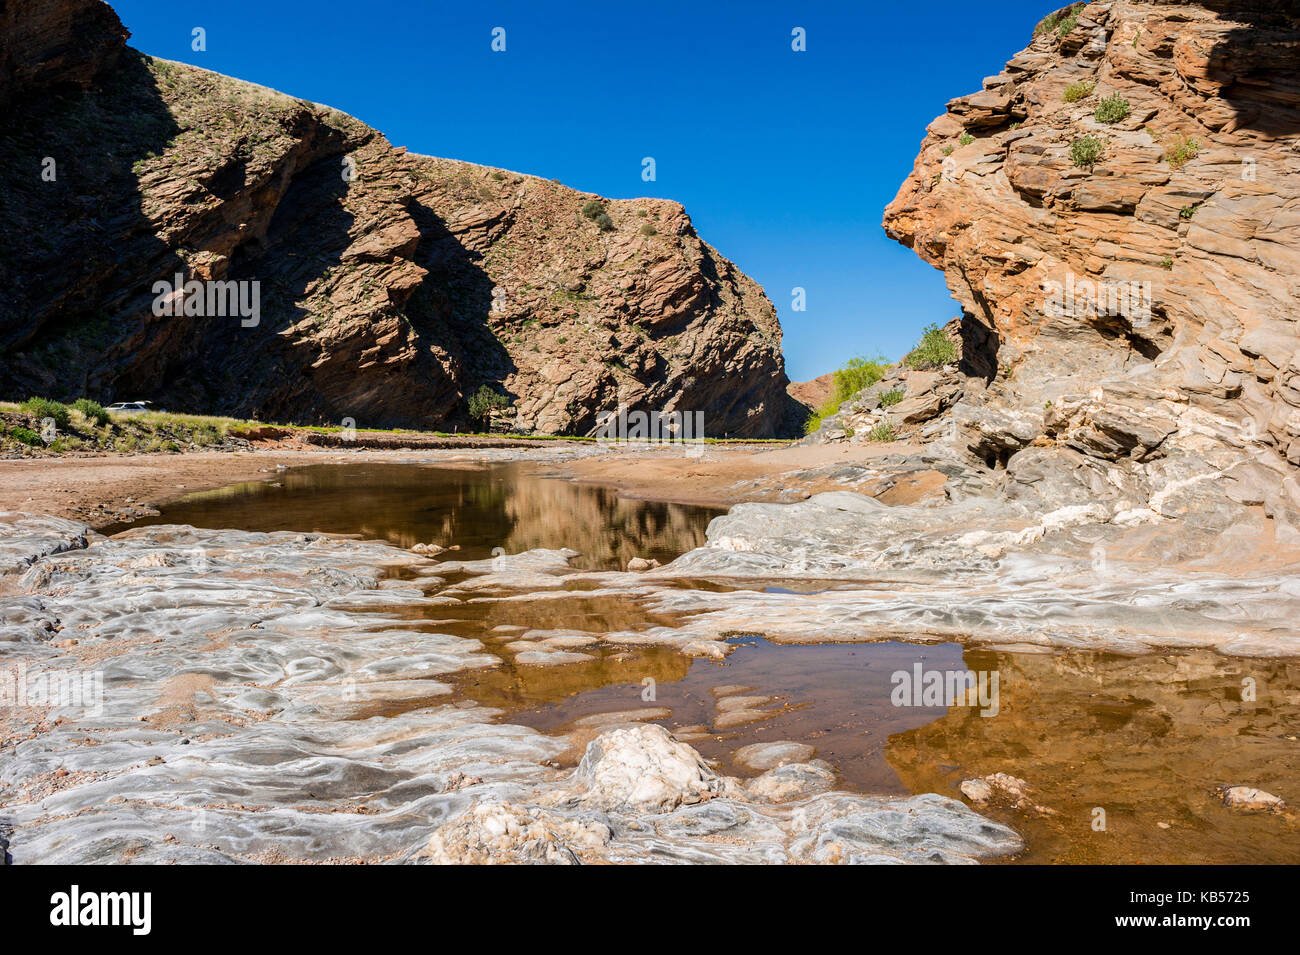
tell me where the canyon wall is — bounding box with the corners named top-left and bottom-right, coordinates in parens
top-left (873, 0), bottom-right (1300, 542)
top-left (0, 0), bottom-right (794, 436)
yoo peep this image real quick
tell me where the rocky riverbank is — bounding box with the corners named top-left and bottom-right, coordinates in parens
top-left (0, 512), bottom-right (1022, 864)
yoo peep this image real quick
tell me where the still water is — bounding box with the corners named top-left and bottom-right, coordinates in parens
top-left (118, 462), bottom-right (1300, 864)
top-left (115, 461), bottom-right (722, 569)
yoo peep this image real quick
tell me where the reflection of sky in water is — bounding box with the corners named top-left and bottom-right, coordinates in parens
top-left (112, 462), bottom-right (723, 569)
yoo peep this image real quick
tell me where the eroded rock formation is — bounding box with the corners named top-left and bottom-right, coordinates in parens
top-left (861, 1), bottom-right (1300, 549)
top-left (0, 0), bottom-right (792, 436)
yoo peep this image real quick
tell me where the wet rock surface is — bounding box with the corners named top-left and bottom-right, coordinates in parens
top-left (0, 514), bottom-right (1021, 865)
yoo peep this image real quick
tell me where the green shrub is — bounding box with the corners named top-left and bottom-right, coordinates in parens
top-left (1070, 134), bottom-right (1106, 168)
top-left (1093, 93), bottom-right (1131, 124)
top-left (1062, 80), bottom-right (1096, 103)
top-left (958, 132), bottom-right (975, 147)
top-left (9, 426), bottom-right (43, 447)
top-left (639, 223), bottom-right (657, 236)
top-left (1056, 4), bottom-right (1085, 38)
top-left (20, 397), bottom-right (69, 429)
top-left (1034, 3), bottom-right (1086, 39)
top-left (904, 324), bottom-right (958, 370)
top-left (594, 212), bottom-right (614, 232)
top-left (802, 355), bottom-right (890, 435)
top-left (1179, 204), bottom-right (1197, 220)
top-left (867, 421), bottom-right (897, 443)
top-left (581, 199), bottom-right (606, 220)
top-left (942, 145), bottom-right (955, 156)
top-left (833, 356), bottom-right (890, 404)
top-left (1164, 135), bottom-right (1200, 169)
top-left (879, 389), bottom-right (905, 408)
top-left (71, 398), bottom-right (110, 426)
top-left (1159, 255), bottom-right (1174, 270)
top-left (467, 384), bottom-right (510, 422)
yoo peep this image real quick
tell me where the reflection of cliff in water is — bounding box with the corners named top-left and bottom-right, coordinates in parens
top-left (116, 462), bottom-right (721, 569)
top-left (886, 648), bottom-right (1300, 864)
top-left (499, 475), bottom-right (720, 568)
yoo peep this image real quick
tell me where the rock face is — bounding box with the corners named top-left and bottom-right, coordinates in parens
top-left (0, 0), bottom-right (126, 109)
top-left (0, 0), bottom-right (793, 437)
top-left (876, 1), bottom-right (1300, 538)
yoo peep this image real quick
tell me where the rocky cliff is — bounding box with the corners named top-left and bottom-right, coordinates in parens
top-left (867, 0), bottom-right (1300, 547)
top-left (0, 0), bottom-right (793, 436)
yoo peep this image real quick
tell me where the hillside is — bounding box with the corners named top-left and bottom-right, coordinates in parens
top-left (0, 0), bottom-right (794, 436)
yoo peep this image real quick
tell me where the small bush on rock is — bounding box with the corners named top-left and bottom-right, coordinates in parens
top-left (467, 385), bottom-right (509, 423)
top-left (1062, 80), bottom-right (1096, 103)
top-left (1093, 93), bottom-right (1131, 124)
top-left (1070, 134), bottom-right (1106, 168)
top-left (904, 324), bottom-right (958, 370)
top-left (72, 398), bottom-right (110, 426)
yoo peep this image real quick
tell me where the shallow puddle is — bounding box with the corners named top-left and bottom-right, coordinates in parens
top-left (454, 636), bottom-right (1300, 865)
top-left (111, 464), bottom-right (1300, 864)
top-left (111, 461), bottom-right (722, 570)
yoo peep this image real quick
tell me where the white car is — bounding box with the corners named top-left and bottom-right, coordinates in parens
top-left (105, 402), bottom-right (151, 413)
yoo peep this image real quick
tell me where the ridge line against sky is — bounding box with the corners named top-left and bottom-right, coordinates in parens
top-left (109, 0), bottom-right (1060, 381)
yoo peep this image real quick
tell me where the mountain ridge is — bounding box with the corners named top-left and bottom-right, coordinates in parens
top-left (0, 0), bottom-right (795, 437)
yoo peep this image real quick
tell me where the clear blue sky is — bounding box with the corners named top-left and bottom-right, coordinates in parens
top-left (111, 0), bottom-right (1056, 382)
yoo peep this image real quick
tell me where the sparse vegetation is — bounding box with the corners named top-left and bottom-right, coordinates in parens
top-left (867, 421), bottom-right (897, 443)
top-left (1163, 135), bottom-right (1201, 169)
top-left (904, 323), bottom-right (958, 370)
top-left (639, 223), bottom-right (657, 236)
top-left (803, 355), bottom-right (891, 435)
top-left (1062, 80), bottom-right (1096, 104)
top-left (20, 397), bottom-right (69, 429)
top-left (958, 132), bottom-right (975, 147)
top-left (71, 398), bottom-right (110, 426)
top-left (467, 384), bottom-right (509, 422)
top-left (1034, 3), bottom-right (1087, 39)
top-left (833, 355), bottom-right (891, 400)
top-left (581, 199), bottom-right (614, 230)
top-left (1093, 93), bottom-right (1131, 124)
top-left (1180, 204), bottom-right (1197, 220)
top-left (1159, 255), bottom-right (1174, 270)
top-left (1070, 133), bottom-right (1106, 168)
top-left (879, 389), bottom-right (905, 408)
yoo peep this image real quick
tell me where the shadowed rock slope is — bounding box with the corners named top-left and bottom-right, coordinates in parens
top-left (0, 0), bottom-right (792, 436)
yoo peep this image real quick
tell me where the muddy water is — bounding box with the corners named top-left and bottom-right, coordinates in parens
top-left (450, 633), bottom-right (1300, 865)
top-left (116, 464), bottom-right (1300, 864)
top-left (113, 462), bottom-right (722, 569)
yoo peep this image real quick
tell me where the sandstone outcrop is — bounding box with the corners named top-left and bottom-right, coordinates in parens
top-left (873, 0), bottom-right (1300, 548)
top-left (0, 0), bottom-right (793, 437)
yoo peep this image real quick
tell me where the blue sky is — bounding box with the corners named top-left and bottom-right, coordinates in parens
top-left (111, 0), bottom-right (1057, 381)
